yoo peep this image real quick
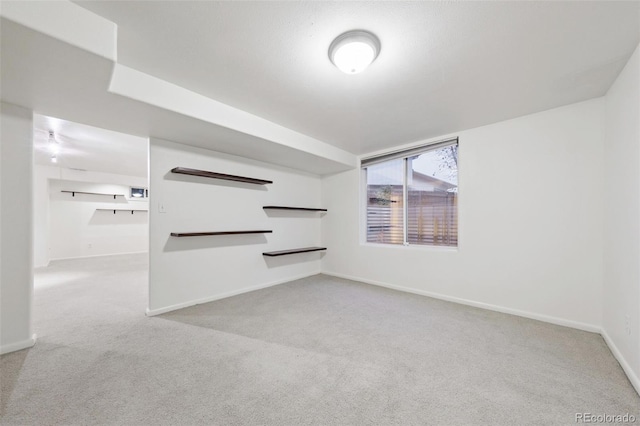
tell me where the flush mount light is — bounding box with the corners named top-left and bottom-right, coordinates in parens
top-left (329, 30), bottom-right (380, 74)
top-left (48, 130), bottom-right (60, 154)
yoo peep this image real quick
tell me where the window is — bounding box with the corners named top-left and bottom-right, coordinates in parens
top-left (130, 187), bottom-right (148, 199)
top-left (363, 138), bottom-right (458, 247)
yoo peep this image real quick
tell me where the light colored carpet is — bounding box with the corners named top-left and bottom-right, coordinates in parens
top-left (1, 253), bottom-right (638, 425)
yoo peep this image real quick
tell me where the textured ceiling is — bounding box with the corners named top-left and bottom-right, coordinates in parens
top-left (74, 1), bottom-right (640, 155)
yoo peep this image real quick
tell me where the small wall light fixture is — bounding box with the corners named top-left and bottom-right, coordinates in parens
top-left (329, 30), bottom-right (381, 74)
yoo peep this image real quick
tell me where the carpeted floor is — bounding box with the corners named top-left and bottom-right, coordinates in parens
top-left (1, 253), bottom-right (638, 425)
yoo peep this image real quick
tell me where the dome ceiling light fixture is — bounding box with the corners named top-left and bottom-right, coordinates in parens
top-left (329, 30), bottom-right (381, 75)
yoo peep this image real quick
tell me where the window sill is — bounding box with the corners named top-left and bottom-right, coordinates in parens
top-left (360, 242), bottom-right (459, 252)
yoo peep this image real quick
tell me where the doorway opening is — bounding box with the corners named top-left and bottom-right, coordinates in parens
top-left (32, 114), bottom-right (149, 338)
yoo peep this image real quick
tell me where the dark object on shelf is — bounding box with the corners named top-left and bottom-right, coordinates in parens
top-left (263, 206), bottom-right (327, 212)
top-left (96, 209), bottom-right (148, 214)
top-left (171, 167), bottom-right (272, 185)
top-left (170, 230), bottom-right (273, 237)
top-left (262, 247), bottom-right (327, 257)
top-left (62, 190), bottom-right (124, 199)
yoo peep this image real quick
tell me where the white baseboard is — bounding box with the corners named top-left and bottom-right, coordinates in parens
top-left (49, 251), bottom-right (148, 263)
top-left (601, 329), bottom-right (640, 396)
top-left (321, 271), bottom-right (601, 333)
top-left (0, 334), bottom-right (37, 355)
top-left (146, 271), bottom-right (321, 316)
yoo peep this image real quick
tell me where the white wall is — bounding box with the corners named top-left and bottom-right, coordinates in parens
top-left (149, 138), bottom-right (324, 314)
top-left (34, 165), bottom-right (50, 268)
top-left (1, 102), bottom-right (35, 354)
top-left (34, 164), bottom-right (148, 266)
top-left (322, 98), bottom-right (605, 331)
top-left (603, 43), bottom-right (640, 390)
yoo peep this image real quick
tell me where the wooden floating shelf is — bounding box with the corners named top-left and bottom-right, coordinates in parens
top-left (262, 247), bottom-right (327, 257)
top-left (62, 190), bottom-right (124, 199)
top-left (96, 209), bottom-right (148, 214)
top-left (263, 206), bottom-right (327, 212)
top-left (170, 230), bottom-right (272, 237)
top-left (171, 167), bottom-right (272, 185)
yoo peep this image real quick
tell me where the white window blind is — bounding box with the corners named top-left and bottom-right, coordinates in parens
top-left (361, 138), bottom-right (458, 167)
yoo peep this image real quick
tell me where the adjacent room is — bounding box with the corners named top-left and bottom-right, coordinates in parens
top-left (1, 1), bottom-right (639, 425)
top-left (30, 115), bottom-right (149, 361)
top-left (33, 115), bottom-right (149, 267)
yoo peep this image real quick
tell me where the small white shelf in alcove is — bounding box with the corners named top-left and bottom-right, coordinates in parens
top-left (62, 190), bottom-right (125, 199)
top-left (96, 209), bottom-right (148, 214)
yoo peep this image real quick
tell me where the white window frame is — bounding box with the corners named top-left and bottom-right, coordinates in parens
top-left (360, 137), bottom-right (459, 249)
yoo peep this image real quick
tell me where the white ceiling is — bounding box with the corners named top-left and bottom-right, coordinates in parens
top-left (74, 1), bottom-right (640, 154)
top-left (1, 6), bottom-right (357, 176)
top-left (34, 114), bottom-right (148, 177)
